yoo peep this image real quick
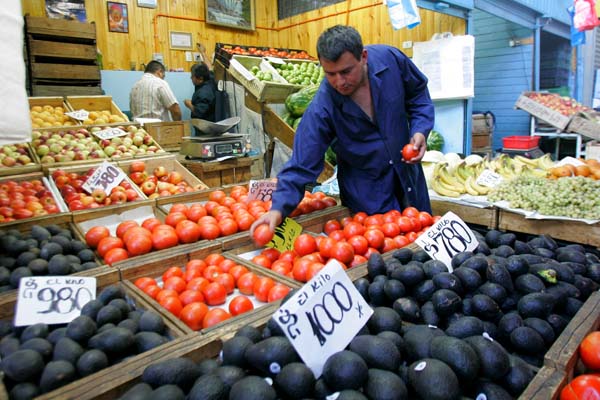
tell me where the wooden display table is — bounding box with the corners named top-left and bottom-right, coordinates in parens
top-left (431, 200), bottom-right (498, 229)
top-left (180, 156), bottom-right (255, 188)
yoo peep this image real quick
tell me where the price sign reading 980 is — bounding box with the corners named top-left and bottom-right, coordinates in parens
top-left (82, 160), bottom-right (126, 194)
top-left (414, 211), bottom-right (478, 271)
top-left (65, 109), bottom-right (89, 121)
top-left (92, 127), bottom-right (128, 140)
top-left (275, 260), bottom-right (373, 377)
top-left (246, 179), bottom-right (277, 202)
top-left (15, 276), bottom-right (96, 326)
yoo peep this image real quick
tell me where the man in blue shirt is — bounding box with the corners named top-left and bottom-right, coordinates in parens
top-left (251, 25), bottom-right (434, 234)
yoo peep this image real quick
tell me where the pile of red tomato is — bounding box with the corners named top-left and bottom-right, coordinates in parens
top-left (0, 179), bottom-right (61, 222)
top-left (250, 207), bottom-right (438, 283)
top-left (84, 187), bottom-right (337, 265)
top-left (560, 331), bottom-right (600, 399)
top-left (133, 253), bottom-right (290, 330)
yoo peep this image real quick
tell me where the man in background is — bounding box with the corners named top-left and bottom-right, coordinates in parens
top-left (130, 60), bottom-right (182, 121)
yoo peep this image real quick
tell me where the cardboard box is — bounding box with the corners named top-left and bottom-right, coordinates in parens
top-left (567, 112), bottom-right (600, 141)
top-left (472, 113), bottom-right (494, 135)
top-left (515, 92), bottom-right (571, 130)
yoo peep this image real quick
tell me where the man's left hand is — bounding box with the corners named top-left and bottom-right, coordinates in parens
top-left (404, 132), bottom-right (427, 164)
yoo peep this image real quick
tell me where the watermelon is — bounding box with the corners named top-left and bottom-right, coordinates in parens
top-left (292, 117), bottom-right (302, 130)
top-left (427, 130), bottom-right (445, 151)
top-left (285, 85), bottom-right (319, 117)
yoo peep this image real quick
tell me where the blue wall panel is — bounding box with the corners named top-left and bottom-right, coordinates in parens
top-left (472, 9), bottom-right (533, 150)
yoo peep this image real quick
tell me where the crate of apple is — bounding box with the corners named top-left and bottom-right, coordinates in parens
top-left (126, 160), bottom-right (207, 199)
top-left (0, 144), bottom-right (36, 169)
top-left (31, 128), bottom-right (107, 164)
top-left (95, 125), bottom-right (166, 159)
top-left (0, 178), bottom-right (61, 222)
top-left (51, 168), bottom-right (143, 211)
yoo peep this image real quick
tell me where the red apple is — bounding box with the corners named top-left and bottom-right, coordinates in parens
top-left (69, 200), bottom-right (85, 211)
top-left (109, 190), bottom-right (127, 204)
top-left (91, 188), bottom-right (106, 204)
top-left (125, 188), bottom-right (139, 202)
top-left (153, 166), bottom-right (168, 179)
top-left (141, 180), bottom-right (156, 196)
top-left (168, 171), bottom-right (184, 185)
top-left (130, 161), bottom-right (146, 173)
top-left (129, 172), bottom-right (146, 185)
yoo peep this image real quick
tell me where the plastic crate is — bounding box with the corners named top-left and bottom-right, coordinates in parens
top-left (502, 135), bottom-right (540, 150)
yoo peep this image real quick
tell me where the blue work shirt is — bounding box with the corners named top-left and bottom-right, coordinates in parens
top-left (271, 44), bottom-right (435, 217)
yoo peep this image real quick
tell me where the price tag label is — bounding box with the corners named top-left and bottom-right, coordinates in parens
top-left (247, 179), bottom-right (277, 202)
top-left (81, 160), bottom-right (126, 194)
top-left (15, 276), bottom-right (96, 326)
top-left (414, 211), bottom-right (478, 271)
top-left (92, 127), bottom-right (128, 140)
top-left (65, 109), bottom-right (89, 121)
top-left (268, 217), bottom-right (302, 251)
top-left (476, 169), bottom-right (503, 188)
top-left (275, 260), bottom-right (372, 378)
top-left (265, 56), bottom-right (286, 65)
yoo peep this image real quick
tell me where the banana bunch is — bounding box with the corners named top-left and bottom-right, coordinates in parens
top-left (430, 162), bottom-right (491, 197)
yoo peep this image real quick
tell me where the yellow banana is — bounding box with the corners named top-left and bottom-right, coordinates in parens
top-left (431, 177), bottom-right (461, 197)
top-left (436, 174), bottom-right (466, 194)
top-left (514, 155), bottom-right (539, 168)
top-left (536, 154), bottom-right (555, 170)
top-left (439, 166), bottom-right (466, 190)
top-left (463, 176), bottom-right (480, 196)
top-left (468, 175), bottom-right (491, 195)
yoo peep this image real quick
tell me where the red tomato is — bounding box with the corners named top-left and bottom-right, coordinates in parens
top-left (580, 332), bottom-right (600, 371)
top-left (253, 276), bottom-right (275, 302)
top-left (179, 289), bottom-right (205, 306)
top-left (203, 265), bottom-right (222, 281)
top-left (163, 276), bottom-right (187, 293)
top-left (271, 260), bottom-right (293, 275)
top-left (402, 144), bottom-right (419, 161)
top-left (323, 219), bottom-right (342, 235)
top-left (162, 266), bottom-right (183, 281)
top-left (218, 258), bottom-right (237, 273)
top-left (343, 222), bottom-right (366, 240)
top-left (202, 282), bottom-right (227, 305)
top-left (214, 273), bottom-right (235, 294)
top-left (151, 226), bottom-right (179, 250)
top-left (278, 250), bottom-right (298, 264)
top-left (141, 217), bottom-right (162, 232)
top-left (125, 234), bottom-right (152, 257)
top-left (294, 233), bottom-right (317, 257)
top-left (393, 235), bottom-right (410, 248)
top-left (418, 211), bottom-right (434, 228)
top-left (253, 224), bottom-right (274, 247)
top-left (305, 262), bottom-right (325, 281)
top-left (364, 229), bottom-right (385, 250)
top-left (85, 226), bottom-right (110, 248)
top-left (560, 374), bottom-right (600, 400)
top-left (381, 222), bottom-right (401, 238)
top-left (330, 241), bottom-right (355, 264)
top-left (170, 203), bottom-right (189, 214)
top-left (202, 308), bottom-right (231, 329)
top-left (97, 236), bottom-right (124, 258)
top-left (261, 248), bottom-right (281, 263)
top-left (382, 237), bottom-right (398, 253)
top-left (292, 258), bottom-right (312, 282)
top-left (329, 230), bottom-right (346, 242)
top-left (165, 212), bottom-right (188, 228)
top-left (187, 277), bottom-right (210, 292)
top-left (134, 277), bottom-right (156, 291)
top-left (268, 284), bottom-right (291, 302)
top-left (208, 190), bottom-right (226, 203)
top-left (402, 206), bottom-right (420, 218)
top-left (116, 220), bottom-right (139, 239)
top-left (229, 265), bottom-right (249, 281)
top-left (229, 295), bottom-right (254, 316)
top-left (252, 254), bottom-right (272, 268)
top-left (353, 211), bottom-right (368, 224)
top-left (205, 253), bottom-right (225, 266)
top-left (364, 214), bottom-right (384, 227)
top-left (350, 254), bottom-right (368, 267)
top-left (142, 284), bottom-right (161, 299)
top-left (104, 247), bottom-right (129, 265)
top-left (397, 216), bottom-right (414, 233)
top-left (185, 205), bottom-right (207, 222)
top-left (180, 302), bottom-right (209, 331)
top-left (218, 218), bottom-right (239, 236)
top-left (199, 223), bottom-right (221, 240)
top-left (237, 272), bottom-right (258, 295)
top-left (159, 295), bottom-right (183, 316)
top-left (175, 220), bottom-right (202, 243)
top-left (347, 235), bottom-right (369, 256)
top-left (156, 288), bottom-right (179, 304)
top-left (318, 237), bottom-right (337, 259)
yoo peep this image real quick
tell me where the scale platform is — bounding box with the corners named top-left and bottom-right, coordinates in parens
top-left (181, 117), bottom-right (245, 159)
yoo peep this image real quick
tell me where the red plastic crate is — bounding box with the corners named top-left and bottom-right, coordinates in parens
top-left (502, 135), bottom-right (540, 150)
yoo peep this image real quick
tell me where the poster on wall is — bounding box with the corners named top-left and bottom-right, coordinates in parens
top-left (205, 0), bottom-right (255, 31)
top-left (107, 2), bottom-right (129, 33)
top-left (45, 0), bottom-right (86, 22)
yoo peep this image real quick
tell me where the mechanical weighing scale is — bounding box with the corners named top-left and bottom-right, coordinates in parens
top-left (180, 117), bottom-right (246, 160)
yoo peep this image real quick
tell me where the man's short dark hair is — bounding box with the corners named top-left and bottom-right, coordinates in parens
top-left (317, 25), bottom-right (363, 62)
top-left (191, 62), bottom-right (210, 81)
top-left (145, 60), bottom-right (165, 74)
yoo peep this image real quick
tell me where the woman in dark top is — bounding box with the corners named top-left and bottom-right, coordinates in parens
top-left (184, 62), bottom-right (216, 129)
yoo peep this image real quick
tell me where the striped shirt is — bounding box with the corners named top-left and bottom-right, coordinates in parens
top-left (129, 73), bottom-right (178, 121)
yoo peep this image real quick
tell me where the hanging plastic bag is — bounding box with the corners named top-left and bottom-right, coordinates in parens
top-left (573, 0), bottom-right (600, 32)
top-left (568, 5), bottom-right (587, 46)
top-left (384, 0), bottom-right (421, 30)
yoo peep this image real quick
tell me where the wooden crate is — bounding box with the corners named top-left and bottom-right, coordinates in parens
top-left (180, 156), bottom-right (254, 188)
top-left (66, 95), bottom-right (130, 125)
top-left (32, 84), bottom-right (103, 97)
top-left (263, 103), bottom-right (294, 148)
top-left (497, 209), bottom-right (600, 248)
top-left (0, 142), bottom-right (41, 177)
top-left (431, 200), bottom-right (498, 229)
top-left (228, 55), bottom-right (301, 102)
top-left (29, 96), bottom-right (79, 128)
top-left (518, 366), bottom-right (566, 400)
top-left (25, 16), bottom-right (96, 40)
top-left (117, 154), bottom-right (208, 202)
top-left (143, 121), bottom-right (187, 151)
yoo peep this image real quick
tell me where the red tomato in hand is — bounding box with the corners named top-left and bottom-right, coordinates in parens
top-left (561, 374), bottom-right (600, 400)
top-left (253, 224), bottom-right (274, 246)
top-left (402, 144), bottom-right (419, 161)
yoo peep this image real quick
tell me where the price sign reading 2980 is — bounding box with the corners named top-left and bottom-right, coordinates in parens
top-left (275, 260), bottom-right (373, 377)
top-left (82, 160), bottom-right (126, 194)
top-left (415, 211), bottom-right (478, 271)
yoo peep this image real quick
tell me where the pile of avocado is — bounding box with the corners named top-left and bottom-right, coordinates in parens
top-left (0, 224), bottom-right (100, 292)
top-left (0, 285), bottom-right (172, 399)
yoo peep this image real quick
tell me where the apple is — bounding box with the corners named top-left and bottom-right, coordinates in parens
top-left (125, 188), bottom-right (139, 202)
top-left (130, 161), bottom-right (146, 173)
top-left (129, 171), bottom-right (146, 185)
top-left (109, 190), bottom-right (127, 204)
top-left (157, 181), bottom-right (172, 192)
top-left (2, 157), bottom-right (16, 167)
top-left (154, 166), bottom-right (168, 179)
top-left (81, 195), bottom-right (95, 207)
top-left (91, 188), bottom-right (106, 203)
top-left (141, 180), bottom-right (156, 195)
top-left (168, 171), bottom-right (184, 185)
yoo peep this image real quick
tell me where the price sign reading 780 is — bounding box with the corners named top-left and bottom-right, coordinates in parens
top-left (415, 211), bottom-right (478, 272)
top-left (82, 160), bottom-right (126, 194)
top-left (275, 260), bottom-right (373, 377)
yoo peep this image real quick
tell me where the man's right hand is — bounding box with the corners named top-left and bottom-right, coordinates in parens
top-left (250, 210), bottom-right (282, 236)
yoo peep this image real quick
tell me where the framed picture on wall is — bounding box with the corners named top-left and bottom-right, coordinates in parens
top-left (107, 2), bottom-right (128, 33)
top-left (137, 0), bottom-right (157, 8)
top-left (205, 0), bottom-right (255, 31)
top-left (170, 31), bottom-right (193, 50)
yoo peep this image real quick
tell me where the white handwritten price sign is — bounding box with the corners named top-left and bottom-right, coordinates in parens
top-left (92, 127), bottom-right (128, 140)
top-left (82, 160), bottom-right (126, 194)
top-left (476, 169), bottom-right (503, 188)
top-left (268, 217), bottom-right (302, 251)
top-left (414, 211), bottom-right (478, 271)
top-left (15, 276), bottom-right (96, 326)
top-left (246, 179), bottom-right (277, 202)
top-left (275, 260), bottom-right (373, 377)
top-left (65, 109), bottom-right (89, 121)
